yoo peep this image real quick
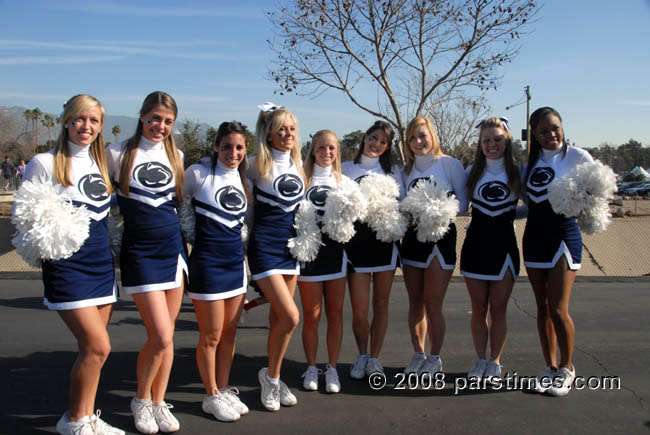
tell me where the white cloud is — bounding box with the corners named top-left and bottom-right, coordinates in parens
top-left (52, 2), bottom-right (261, 18)
top-left (0, 55), bottom-right (125, 65)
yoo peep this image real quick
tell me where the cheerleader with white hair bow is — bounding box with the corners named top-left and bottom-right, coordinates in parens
top-left (523, 107), bottom-right (594, 397)
top-left (247, 103), bottom-right (305, 412)
top-left (13, 95), bottom-right (124, 434)
top-left (341, 120), bottom-right (404, 380)
top-left (399, 116), bottom-right (468, 379)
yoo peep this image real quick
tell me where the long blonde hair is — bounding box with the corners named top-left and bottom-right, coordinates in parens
top-left (53, 94), bottom-right (113, 193)
top-left (119, 91), bottom-right (184, 202)
top-left (303, 130), bottom-right (342, 188)
top-left (253, 107), bottom-right (304, 181)
top-left (403, 116), bottom-right (443, 176)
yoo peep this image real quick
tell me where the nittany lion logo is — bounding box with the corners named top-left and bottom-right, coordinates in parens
top-left (215, 186), bottom-right (246, 212)
top-left (306, 185), bottom-right (332, 207)
top-left (77, 174), bottom-right (109, 201)
top-left (407, 177), bottom-right (431, 191)
top-left (529, 167), bottom-right (555, 187)
top-left (273, 173), bottom-right (303, 198)
top-left (478, 181), bottom-right (510, 202)
top-left (354, 174), bottom-right (368, 184)
top-left (133, 162), bottom-right (173, 188)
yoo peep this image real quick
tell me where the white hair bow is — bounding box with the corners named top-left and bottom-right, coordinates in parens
top-left (475, 117), bottom-right (510, 131)
top-left (257, 102), bottom-right (282, 112)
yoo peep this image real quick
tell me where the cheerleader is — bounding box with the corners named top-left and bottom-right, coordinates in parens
top-left (17, 95), bottom-right (123, 434)
top-left (298, 130), bottom-right (347, 393)
top-left (523, 107), bottom-right (593, 396)
top-left (184, 122), bottom-right (251, 421)
top-left (341, 121), bottom-right (401, 378)
top-left (107, 91), bottom-right (186, 433)
top-left (400, 116), bottom-right (468, 376)
top-left (460, 117), bottom-right (521, 383)
top-left (247, 104), bottom-right (304, 411)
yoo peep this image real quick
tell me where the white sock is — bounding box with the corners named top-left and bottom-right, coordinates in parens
top-left (266, 373), bottom-right (280, 385)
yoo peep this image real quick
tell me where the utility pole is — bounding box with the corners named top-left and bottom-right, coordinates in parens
top-left (525, 85), bottom-right (531, 155)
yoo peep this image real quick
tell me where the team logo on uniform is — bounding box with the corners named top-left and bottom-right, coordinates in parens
top-left (407, 177), bottom-right (431, 191)
top-left (216, 186), bottom-right (246, 212)
top-left (273, 173), bottom-right (304, 198)
top-left (306, 185), bottom-right (332, 207)
top-left (529, 167), bottom-right (555, 187)
top-left (133, 162), bottom-right (173, 188)
top-left (77, 174), bottom-right (109, 201)
top-left (354, 174), bottom-right (367, 183)
top-left (478, 181), bottom-right (510, 202)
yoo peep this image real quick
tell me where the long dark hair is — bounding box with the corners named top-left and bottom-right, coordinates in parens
top-left (212, 121), bottom-right (253, 204)
top-left (466, 117), bottom-right (521, 198)
top-left (525, 107), bottom-right (567, 183)
top-left (353, 120), bottom-right (394, 174)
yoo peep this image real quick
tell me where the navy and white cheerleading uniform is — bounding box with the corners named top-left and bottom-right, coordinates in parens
top-left (400, 154), bottom-right (468, 270)
top-left (107, 138), bottom-right (187, 293)
top-left (523, 146), bottom-right (593, 270)
top-left (460, 158), bottom-right (519, 280)
top-left (23, 142), bottom-right (117, 310)
top-left (298, 164), bottom-right (348, 282)
top-left (247, 149), bottom-right (305, 280)
top-left (341, 155), bottom-right (402, 273)
top-left (184, 159), bottom-right (247, 300)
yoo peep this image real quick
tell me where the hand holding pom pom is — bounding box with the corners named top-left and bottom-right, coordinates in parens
top-left (322, 176), bottom-right (367, 243)
top-left (288, 199), bottom-right (322, 262)
top-left (358, 173), bottom-right (407, 242)
top-left (400, 177), bottom-right (459, 242)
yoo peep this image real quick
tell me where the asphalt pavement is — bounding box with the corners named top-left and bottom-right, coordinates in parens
top-left (1, 276), bottom-right (649, 435)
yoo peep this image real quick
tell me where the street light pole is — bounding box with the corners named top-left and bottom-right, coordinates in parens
top-left (525, 85), bottom-right (531, 155)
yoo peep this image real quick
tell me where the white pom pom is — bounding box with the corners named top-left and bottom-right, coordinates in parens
top-left (400, 177), bottom-right (460, 242)
top-left (178, 197), bottom-right (195, 245)
top-left (358, 173), bottom-right (407, 242)
top-left (322, 176), bottom-right (367, 243)
top-left (241, 222), bottom-right (249, 244)
top-left (11, 180), bottom-right (91, 265)
top-left (107, 205), bottom-right (123, 256)
top-left (287, 200), bottom-right (322, 262)
top-left (548, 160), bottom-right (616, 234)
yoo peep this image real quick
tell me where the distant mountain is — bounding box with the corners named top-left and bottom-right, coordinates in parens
top-left (0, 105), bottom-right (212, 145)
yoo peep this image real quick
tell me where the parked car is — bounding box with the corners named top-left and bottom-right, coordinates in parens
top-left (624, 182), bottom-right (650, 196)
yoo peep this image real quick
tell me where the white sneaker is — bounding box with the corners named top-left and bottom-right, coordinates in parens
top-left (279, 380), bottom-right (298, 406)
top-left (56, 414), bottom-right (94, 435)
top-left (467, 359), bottom-right (488, 381)
top-left (404, 353), bottom-right (426, 374)
top-left (91, 411), bottom-right (125, 435)
top-left (130, 397), bottom-right (158, 434)
top-left (548, 365), bottom-right (576, 397)
top-left (153, 402), bottom-right (179, 433)
top-left (202, 394), bottom-right (240, 422)
top-left (484, 361), bottom-right (502, 385)
top-left (221, 387), bottom-right (249, 416)
top-left (258, 368), bottom-right (280, 412)
top-left (301, 366), bottom-right (321, 391)
top-left (325, 365), bottom-right (341, 393)
top-left (350, 354), bottom-right (369, 379)
top-left (419, 356), bottom-right (442, 375)
top-left (532, 366), bottom-right (557, 393)
top-left (365, 357), bottom-right (384, 376)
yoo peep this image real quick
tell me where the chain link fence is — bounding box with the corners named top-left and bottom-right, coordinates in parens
top-left (2, 194), bottom-right (649, 276)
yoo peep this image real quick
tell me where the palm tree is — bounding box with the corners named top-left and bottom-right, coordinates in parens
top-left (31, 108), bottom-right (43, 155)
top-left (41, 114), bottom-right (56, 148)
top-left (112, 124), bottom-right (121, 144)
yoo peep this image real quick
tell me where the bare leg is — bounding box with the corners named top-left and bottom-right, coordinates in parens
top-left (464, 277), bottom-right (489, 360)
top-left (323, 277), bottom-right (346, 366)
top-left (403, 265), bottom-right (427, 353)
top-left (527, 267), bottom-right (557, 368)
top-left (369, 269), bottom-right (395, 358)
top-left (298, 281), bottom-right (324, 367)
top-left (422, 259), bottom-right (452, 355)
top-left (216, 295), bottom-right (245, 390)
top-left (546, 257), bottom-right (576, 369)
top-left (348, 272), bottom-right (370, 355)
top-left (487, 271), bottom-right (514, 363)
top-left (193, 299), bottom-right (225, 395)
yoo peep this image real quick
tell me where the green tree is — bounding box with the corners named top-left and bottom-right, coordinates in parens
top-left (267, 0), bottom-right (537, 161)
top-left (41, 114), bottom-right (56, 148)
top-left (340, 130), bottom-right (364, 162)
top-left (177, 120), bottom-right (207, 167)
top-left (112, 124), bottom-right (121, 144)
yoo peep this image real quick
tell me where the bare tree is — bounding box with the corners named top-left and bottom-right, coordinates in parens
top-left (267, 0), bottom-right (537, 159)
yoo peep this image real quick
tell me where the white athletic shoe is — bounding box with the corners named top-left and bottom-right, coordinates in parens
top-left (301, 365), bottom-right (321, 391)
top-left (91, 411), bottom-right (125, 435)
top-left (221, 387), bottom-right (249, 416)
top-left (419, 356), bottom-right (442, 375)
top-left (532, 366), bottom-right (557, 394)
top-left (404, 353), bottom-right (426, 374)
top-left (467, 359), bottom-right (488, 381)
top-left (349, 354), bottom-right (369, 379)
top-left (548, 366), bottom-right (576, 397)
top-left (130, 397), bottom-right (158, 434)
top-left (202, 394), bottom-right (240, 422)
top-left (56, 414), bottom-right (94, 435)
top-left (324, 365), bottom-right (341, 393)
top-left (153, 402), bottom-right (179, 433)
top-left (279, 380), bottom-right (298, 406)
top-left (365, 357), bottom-right (384, 376)
top-left (484, 361), bottom-right (502, 385)
top-left (258, 368), bottom-right (280, 412)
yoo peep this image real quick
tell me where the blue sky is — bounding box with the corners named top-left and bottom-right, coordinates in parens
top-left (1, 0), bottom-right (649, 148)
